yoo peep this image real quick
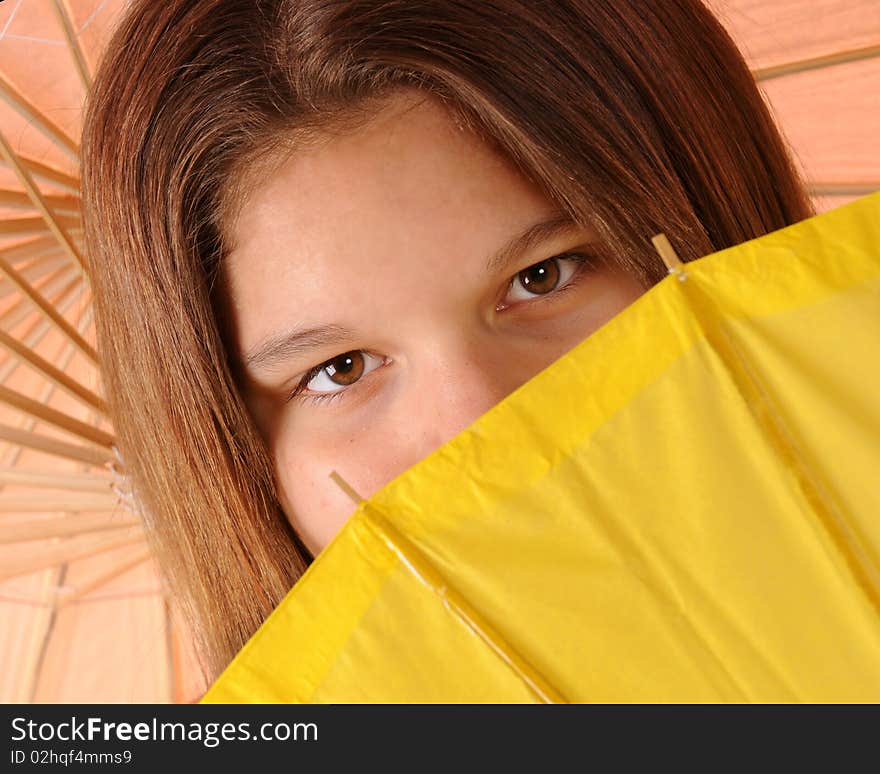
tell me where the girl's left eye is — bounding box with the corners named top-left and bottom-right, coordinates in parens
top-left (498, 252), bottom-right (591, 310)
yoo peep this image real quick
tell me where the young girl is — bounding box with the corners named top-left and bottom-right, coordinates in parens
top-left (80, 0), bottom-right (814, 687)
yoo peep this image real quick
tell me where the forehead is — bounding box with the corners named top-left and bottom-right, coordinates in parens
top-left (223, 89), bottom-right (489, 252)
top-left (220, 89), bottom-right (554, 364)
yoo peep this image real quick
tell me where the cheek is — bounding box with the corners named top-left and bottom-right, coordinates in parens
top-left (273, 437), bottom-right (348, 556)
top-left (271, 422), bottom-right (407, 556)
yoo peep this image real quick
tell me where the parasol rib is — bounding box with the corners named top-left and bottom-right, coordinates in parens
top-left (0, 494), bottom-right (123, 513)
top-left (330, 470), bottom-right (568, 704)
top-left (0, 71), bottom-right (79, 160)
top-left (808, 183), bottom-right (880, 197)
top-left (360, 503), bottom-right (568, 704)
top-left (0, 254), bottom-right (97, 363)
top-left (0, 528), bottom-right (145, 583)
top-left (753, 42), bottom-right (880, 81)
top-left (0, 288), bottom-right (96, 471)
top-left (58, 549), bottom-right (153, 607)
top-left (655, 243), bottom-right (880, 617)
top-left (162, 597), bottom-right (177, 703)
top-left (0, 423), bottom-right (113, 466)
top-left (0, 327), bottom-right (107, 415)
top-left (0, 156), bottom-right (80, 195)
top-left (0, 256), bottom-right (71, 302)
top-left (0, 130), bottom-right (87, 274)
top-left (0, 275), bottom-right (81, 388)
top-left (0, 383), bottom-right (114, 448)
top-left (50, 0), bottom-right (92, 92)
top-left (0, 190), bottom-right (80, 216)
top-left (0, 236), bottom-right (69, 266)
top-left (0, 270), bottom-right (78, 331)
top-left (24, 563), bottom-right (66, 702)
top-left (0, 514), bottom-right (138, 544)
top-left (0, 468), bottom-right (114, 494)
top-left (0, 216), bottom-right (80, 238)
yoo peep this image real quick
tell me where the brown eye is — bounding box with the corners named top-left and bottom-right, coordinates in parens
top-left (499, 253), bottom-right (589, 311)
top-left (517, 258), bottom-right (560, 295)
top-left (323, 351), bottom-right (364, 386)
top-left (289, 349), bottom-right (387, 404)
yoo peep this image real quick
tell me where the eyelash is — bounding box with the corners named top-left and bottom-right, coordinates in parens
top-left (286, 251), bottom-right (594, 406)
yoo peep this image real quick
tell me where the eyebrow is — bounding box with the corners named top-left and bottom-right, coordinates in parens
top-left (243, 323), bottom-right (356, 375)
top-left (242, 210), bottom-right (581, 374)
top-left (484, 210), bottom-right (578, 273)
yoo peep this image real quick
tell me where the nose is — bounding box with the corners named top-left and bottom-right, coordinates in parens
top-left (402, 331), bottom-right (540, 464)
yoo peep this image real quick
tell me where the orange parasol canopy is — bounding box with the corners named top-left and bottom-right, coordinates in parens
top-left (0, 0), bottom-right (876, 703)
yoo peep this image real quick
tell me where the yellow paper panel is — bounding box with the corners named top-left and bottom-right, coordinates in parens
top-left (204, 192), bottom-right (880, 703)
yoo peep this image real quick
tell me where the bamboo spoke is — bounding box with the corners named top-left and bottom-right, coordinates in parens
top-left (164, 596), bottom-right (177, 703)
top-left (0, 591), bottom-right (54, 607)
top-left (0, 294), bottom-right (103, 476)
top-left (0, 216), bottom-right (77, 238)
top-left (0, 273), bottom-right (80, 387)
top-left (0, 254), bottom-right (97, 364)
top-left (0, 494), bottom-right (123, 513)
top-left (0, 585), bottom-right (161, 607)
top-left (0, 468), bottom-right (115, 493)
top-left (50, 0), bottom-right (93, 93)
top-left (0, 506), bottom-right (133, 532)
top-left (0, 527), bottom-right (145, 583)
top-left (0, 130), bottom-right (87, 274)
top-left (0, 269), bottom-right (78, 330)
top-left (0, 245), bottom-right (69, 300)
top-left (17, 253), bottom-right (70, 276)
top-left (0, 424), bottom-right (112, 466)
top-left (753, 42), bottom-right (880, 81)
top-left (21, 563), bottom-right (65, 702)
top-left (0, 71), bottom-right (79, 161)
top-left (0, 156), bottom-right (80, 195)
top-left (3, 255), bottom-right (70, 297)
top-left (0, 327), bottom-right (108, 415)
top-left (0, 189), bottom-right (80, 216)
top-left (808, 182), bottom-right (880, 197)
top-left (0, 290), bottom-right (98, 471)
top-left (0, 383), bottom-right (114, 448)
top-left (58, 549), bottom-right (153, 606)
top-left (0, 236), bottom-right (66, 265)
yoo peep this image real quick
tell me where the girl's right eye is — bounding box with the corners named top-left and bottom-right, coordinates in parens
top-left (286, 350), bottom-right (385, 405)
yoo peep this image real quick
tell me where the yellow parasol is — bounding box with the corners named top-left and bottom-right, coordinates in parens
top-left (0, 0), bottom-right (876, 703)
top-left (202, 191), bottom-right (880, 703)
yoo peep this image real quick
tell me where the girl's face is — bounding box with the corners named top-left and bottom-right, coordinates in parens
top-left (223, 90), bottom-right (646, 557)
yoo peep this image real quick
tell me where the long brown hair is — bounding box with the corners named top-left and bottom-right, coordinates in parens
top-left (80, 0), bottom-right (814, 684)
